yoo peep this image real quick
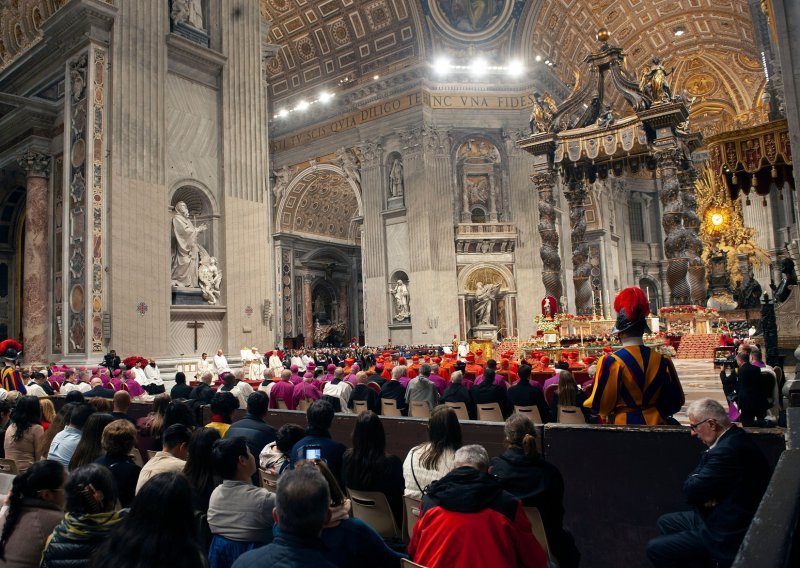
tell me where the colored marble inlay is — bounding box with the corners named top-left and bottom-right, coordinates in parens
top-left (91, 47), bottom-right (106, 352)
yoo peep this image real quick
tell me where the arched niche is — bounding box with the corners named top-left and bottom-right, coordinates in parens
top-left (453, 135), bottom-right (505, 224)
top-left (639, 277), bottom-right (660, 314)
top-left (169, 181), bottom-right (219, 259)
top-left (458, 263), bottom-right (517, 339)
top-left (385, 151), bottom-right (405, 209)
top-left (388, 270), bottom-right (410, 324)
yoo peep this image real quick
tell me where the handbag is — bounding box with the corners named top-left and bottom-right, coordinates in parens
top-left (728, 400), bottom-right (742, 422)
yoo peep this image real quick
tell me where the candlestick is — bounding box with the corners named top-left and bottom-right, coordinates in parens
top-left (605, 290), bottom-right (610, 319)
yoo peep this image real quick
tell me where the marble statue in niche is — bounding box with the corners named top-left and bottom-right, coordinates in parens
top-left (172, 0), bottom-right (204, 30)
top-left (389, 158), bottom-right (404, 198)
top-left (474, 281), bottom-right (500, 325)
top-left (390, 279), bottom-right (410, 321)
top-left (336, 147), bottom-right (361, 189)
top-left (171, 201), bottom-right (221, 304)
top-left (272, 165), bottom-right (294, 202)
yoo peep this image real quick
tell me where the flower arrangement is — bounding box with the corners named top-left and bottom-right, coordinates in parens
top-left (122, 356), bottom-right (148, 368)
top-left (534, 314), bottom-right (563, 332)
top-left (559, 313), bottom-right (595, 322)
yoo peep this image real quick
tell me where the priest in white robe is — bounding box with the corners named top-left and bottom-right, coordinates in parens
top-left (214, 349), bottom-right (230, 374)
top-left (197, 352), bottom-right (214, 379)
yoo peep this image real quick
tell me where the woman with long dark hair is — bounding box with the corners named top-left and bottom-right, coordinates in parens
top-left (0, 460), bottom-right (66, 566)
top-left (184, 427), bottom-right (222, 513)
top-left (3, 395), bottom-right (45, 473)
top-left (342, 411), bottom-right (404, 524)
top-left (490, 413), bottom-right (580, 568)
top-left (41, 464), bottom-right (124, 567)
top-left (89, 472), bottom-right (206, 568)
top-left (549, 369), bottom-right (589, 422)
top-left (69, 413), bottom-right (115, 471)
top-left (136, 393), bottom-right (171, 459)
top-left (402, 406), bottom-right (462, 499)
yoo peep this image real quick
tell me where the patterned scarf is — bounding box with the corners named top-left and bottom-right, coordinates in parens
top-left (50, 511), bottom-right (126, 543)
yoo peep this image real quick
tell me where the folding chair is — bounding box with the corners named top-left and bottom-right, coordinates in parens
top-left (409, 400), bottom-right (431, 418)
top-left (353, 400), bottom-right (369, 413)
top-left (381, 398), bottom-right (402, 417)
top-left (523, 506), bottom-right (556, 563)
top-left (514, 405), bottom-right (543, 424)
top-left (403, 494), bottom-right (422, 542)
top-left (558, 405), bottom-right (586, 424)
top-left (259, 468), bottom-right (278, 491)
top-left (476, 402), bottom-right (503, 422)
top-left (444, 402), bottom-right (469, 421)
top-left (348, 488), bottom-right (401, 539)
top-left (0, 459), bottom-right (18, 475)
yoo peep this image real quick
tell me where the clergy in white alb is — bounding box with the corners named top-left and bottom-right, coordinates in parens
top-left (214, 350), bottom-right (230, 374)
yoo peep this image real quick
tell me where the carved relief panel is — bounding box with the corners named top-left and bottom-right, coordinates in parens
top-left (455, 137), bottom-right (503, 223)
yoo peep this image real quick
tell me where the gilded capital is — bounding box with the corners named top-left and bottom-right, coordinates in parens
top-left (18, 149), bottom-right (51, 178)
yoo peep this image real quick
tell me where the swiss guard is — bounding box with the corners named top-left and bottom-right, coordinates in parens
top-left (0, 339), bottom-right (26, 394)
top-left (583, 287), bottom-right (684, 425)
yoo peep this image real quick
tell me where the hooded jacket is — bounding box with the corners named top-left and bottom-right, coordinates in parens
top-left (408, 466), bottom-right (546, 568)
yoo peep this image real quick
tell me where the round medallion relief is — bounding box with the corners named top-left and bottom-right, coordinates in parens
top-left (685, 73), bottom-right (717, 97)
top-left (71, 138), bottom-right (86, 168)
top-left (70, 285), bottom-right (85, 313)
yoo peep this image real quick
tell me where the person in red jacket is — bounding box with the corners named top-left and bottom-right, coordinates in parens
top-left (409, 444), bottom-right (547, 568)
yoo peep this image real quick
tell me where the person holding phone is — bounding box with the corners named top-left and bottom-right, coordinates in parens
top-left (290, 400), bottom-right (347, 486)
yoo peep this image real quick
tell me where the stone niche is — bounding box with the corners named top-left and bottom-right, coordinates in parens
top-left (456, 137), bottom-right (504, 223)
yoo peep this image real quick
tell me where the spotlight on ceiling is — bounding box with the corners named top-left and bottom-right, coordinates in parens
top-left (433, 56), bottom-right (451, 76)
top-left (319, 92), bottom-right (333, 103)
top-left (277, 109), bottom-right (289, 118)
top-left (471, 57), bottom-right (487, 77)
top-left (508, 60), bottom-right (524, 77)
top-left (674, 27), bottom-right (686, 37)
top-left (373, 75), bottom-right (380, 81)
top-left (296, 100), bottom-right (309, 111)
top-left (535, 55), bottom-right (542, 62)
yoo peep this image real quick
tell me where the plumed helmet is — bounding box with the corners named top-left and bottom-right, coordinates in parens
top-left (0, 340), bottom-right (22, 362)
top-left (611, 287), bottom-right (651, 335)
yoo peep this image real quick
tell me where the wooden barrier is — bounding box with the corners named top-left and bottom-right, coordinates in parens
top-left (52, 397), bottom-right (786, 568)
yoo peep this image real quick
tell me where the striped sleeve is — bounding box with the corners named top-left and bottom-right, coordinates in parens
top-left (583, 354), bottom-right (618, 417)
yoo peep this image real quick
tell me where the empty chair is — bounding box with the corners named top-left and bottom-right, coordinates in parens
top-left (0, 458), bottom-right (19, 475)
top-left (259, 467), bottom-right (278, 491)
top-left (409, 401), bottom-right (431, 419)
top-left (514, 405), bottom-right (543, 424)
top-left (558, 405), bottom-right (586, 424)
top-left (276, 399), bottom-right (289, 410)
top-left (444, 402), bottom-right (469, 421)
top-left (523, 506), bottom-right (554, 563)
top-left (348, 488), bottom-right (401, 539)
top-left (381, 398), bottom-right (402, 417)
top-left (353, 400), bottom-right (369, 414)
top-left (476, 402), bottom-right (503, 422)
top-left (296, 398), bottom-right (312, 412)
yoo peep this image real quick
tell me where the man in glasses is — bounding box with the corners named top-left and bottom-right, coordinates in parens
top-left (646, 398), bottom-right (770, 568)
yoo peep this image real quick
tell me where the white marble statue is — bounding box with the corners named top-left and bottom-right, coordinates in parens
top-left (172, 0), bottom-right (204, 30)
top-left (390, 279), bottom-right (410, 321)
top-left (171, 201), bottom-right (206, 288)
top-left (389, 158), bottom-right (404, 198)
top-left (198, 256), bottom-right (222, 305)
top-left (474, 281), bottom-right (501, 326)
top-left (272, 165), bottom-right (293, 202)
top-left (336, 147), bottom-right (361, 187)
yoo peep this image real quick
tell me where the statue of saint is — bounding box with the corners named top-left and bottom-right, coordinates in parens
top-left (336, 147), bottom-right (361, 187)
top-left (640, 57), bottom-right (673, 103)
top-left (198, 257), bottom-right (221, 305)
top-left (390, 280), bottom-right (410, 321)
top-left (272, 165), bottom-right (292, 202)
top-left (389, 158), bottom-right (404, 198)
top-left (474, 281), bottom-right (501, 326)
top-left (171, 201), bottom-right (206, 288)
top-left (171, 0), bottom-right (204, 30)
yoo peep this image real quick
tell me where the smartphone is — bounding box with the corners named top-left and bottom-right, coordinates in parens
top-left (304, 445), bottom-right (322, 460)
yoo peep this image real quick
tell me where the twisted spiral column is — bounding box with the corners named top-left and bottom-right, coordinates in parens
top-left (658, 149), bottom-right (691, 305)
top-left (534, 170), bottom-right (562, 300)
top-left (566, 179), bottom-right (592, 315)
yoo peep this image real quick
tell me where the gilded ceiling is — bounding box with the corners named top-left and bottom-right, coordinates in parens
top-left (0, 0), bottom-right (64, 72)
top-left (278, 169), bottom-right (360, 243)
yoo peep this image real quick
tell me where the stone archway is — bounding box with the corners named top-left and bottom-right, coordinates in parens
top-left (457, 263), bottom-right (517, 340)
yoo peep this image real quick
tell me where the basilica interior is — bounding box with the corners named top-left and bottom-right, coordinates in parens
top-left (0, 0), bottom-right (797, 365)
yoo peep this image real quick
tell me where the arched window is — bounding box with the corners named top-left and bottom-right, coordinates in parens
top-left (471, 207), bottom-right (487, 224)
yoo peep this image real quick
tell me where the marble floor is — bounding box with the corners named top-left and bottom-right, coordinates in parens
top-left (672, 358), bottom-right (792, 424)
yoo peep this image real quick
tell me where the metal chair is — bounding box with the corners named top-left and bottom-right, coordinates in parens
top-left (348, 488), bottom-right (401, 539)
top-left (353, 400), bottom-right (369, 413)
top-left (514, 405), bottom-right (543, 424)
top-left (259, 467), bottom-right (278, 491)
top-left (0, 458), bottom-right (18, 475)
top-left (409, 400), bottom-right (431, 418)
top-left (476, 402), bottom-right (503, 422)
top-left (381, 398), bottom-right (402, 417)
top-left (523, 506), bottom-right (555, 563)
top-left (444, 402), bottom-right (469, 421)
top-left (558, 405), bottom-right (586, 424)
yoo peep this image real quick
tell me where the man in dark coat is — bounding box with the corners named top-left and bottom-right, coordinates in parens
top-left (439, 371), bottom-right (475, 420)
top-left (647, 398), bottom-right (771, 568)
top-left (470, 368), bottom-right (512, 417)
top-left (379, 368), bottom-right (408, 415)
top-left (735, 351), bottom-right (770, 426)
top-left (347, 371), bottom-right (380, 413)
top-left (227, 391), bottom-right (277, 485)
top-left (507, 364), bottom-right (550, 423)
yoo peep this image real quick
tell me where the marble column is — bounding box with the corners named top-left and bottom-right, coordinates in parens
top-left (657, 149), bottom-right (691, 305)
top-left (338, 284), bottom-right (348, 337)
top-left (565, 178), bottom-right (592, 314)
top-left (18, 150), bottom-right (51, 365)
top-left (303, 276), bottom-right (313, 347)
